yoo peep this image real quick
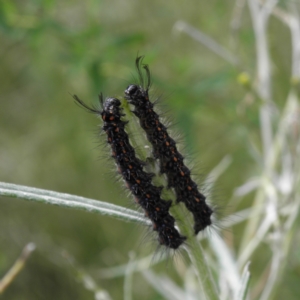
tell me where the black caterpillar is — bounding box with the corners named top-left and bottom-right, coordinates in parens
top-left (124, 57), bottom-right (213, 234)
top-left (73, 94), bottom-right (186, 249)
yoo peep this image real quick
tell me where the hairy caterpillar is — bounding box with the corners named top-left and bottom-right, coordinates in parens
top-left (73, 94), bottom-right (186, 249)
top-left (124, 57), bottom-right (213, 234)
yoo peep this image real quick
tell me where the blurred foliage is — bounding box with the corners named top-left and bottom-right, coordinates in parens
top-left (0, 0), bottom-right (298, 299)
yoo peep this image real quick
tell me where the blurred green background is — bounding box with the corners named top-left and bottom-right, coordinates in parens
top-left (0, 0), bottom-right (298, 299)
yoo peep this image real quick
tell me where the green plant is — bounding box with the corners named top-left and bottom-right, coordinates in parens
top-left (1, 1), bottom-right (300, 299)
